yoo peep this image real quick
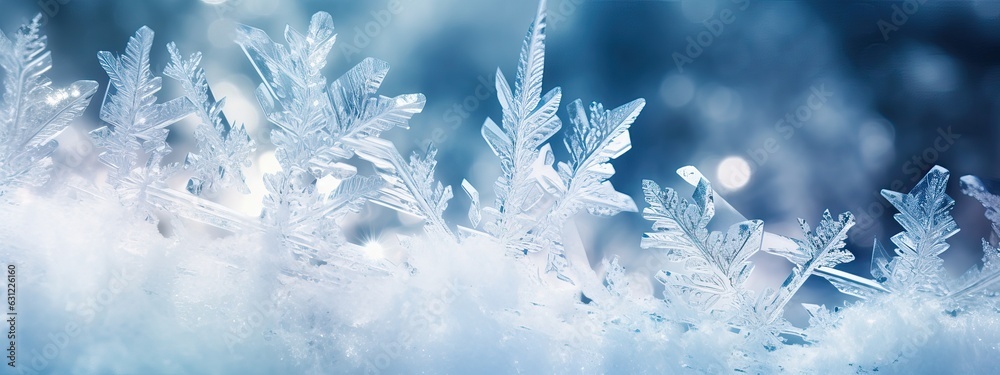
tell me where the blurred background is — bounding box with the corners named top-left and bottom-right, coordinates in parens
top-left (3, 0), bottom-right (999, 319)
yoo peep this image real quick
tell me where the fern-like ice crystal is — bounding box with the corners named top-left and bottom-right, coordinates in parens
top-left (238, 12), bottom-right (449, 240)
top-left (0, 15), bottom-right (97, 195)
top-left (164, 43), bottom-right (256, 196)
top-left (90, 26), bottom-right (195, 208)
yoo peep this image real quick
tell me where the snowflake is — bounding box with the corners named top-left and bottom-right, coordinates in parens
top-left (5, 2), bottom-right (1000, 373)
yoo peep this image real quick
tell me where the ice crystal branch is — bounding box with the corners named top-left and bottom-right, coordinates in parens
top-left (764, 211), bottom-right (854, 323)
top-left (822, 166), bottom-right (988, 301)
top-left (0, 15), bottom-right (97, 195)
top-left (878, 166), bottom-right (958, 294)
top-left (352, 140), bottom-right (454, 237)
top-left (641, 167), bottom-right (864, 353)
top-left (464, 0), bottom-right (563, 253)
top-left (961, 175), bottom-right (1000, 240)
top-left (539, 98), bottom-right (644, 280)
top-left (238, 12), bottom-right (440, 236)
top-left (164, 43), bottom-right (256, 196)
top-left (237, 12), bottom-right (341, 179)
top-left (260, 171), bottom-right (383, 246)
top-left (90, 26), bottom-right (194, 203)
top-left (640, 176), bottom-right (763, 317)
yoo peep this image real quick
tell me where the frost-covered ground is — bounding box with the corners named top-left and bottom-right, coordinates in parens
top-left (2, 191), bottom-right (1000, 374)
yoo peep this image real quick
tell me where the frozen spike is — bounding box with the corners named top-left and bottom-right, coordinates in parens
top-left (871, 238), bottom-right (891, 283)
top-left (880, 165), bottom-right (958, 294)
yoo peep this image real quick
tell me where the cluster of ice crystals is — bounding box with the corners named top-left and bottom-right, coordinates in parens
top-left (3, 1), bottom-right (1000, 373)
top-left (0, 15), bottom-right (97, 195)
top-left (237, 12), bottom-right (448, 246)
top-left (808, 166), bottom-right (1000, 308)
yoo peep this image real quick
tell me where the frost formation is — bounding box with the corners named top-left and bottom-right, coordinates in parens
top-left (1, 2), bottom-right (999, 374)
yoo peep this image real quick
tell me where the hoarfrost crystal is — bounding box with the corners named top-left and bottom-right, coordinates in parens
top-left (237, 12), bottom-right (445, 244)
top-left (90, 26), bottom-right (195, 212)
top-left (2, 2), bottom-right (1000, 374)
top-left (164, 43), bottom-right (256, 196)
top-left (462, 0), bottom-right (644, 282)
top-left (0, 15), bottom-right (97, 195)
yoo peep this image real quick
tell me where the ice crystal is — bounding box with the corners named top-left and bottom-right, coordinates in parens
top-left (808, 166), bottom-right (1000, 311)
top-left (462, 0), bottom-right (642, 283)
top-left (602, 255), bottom-right (629, 298)
top-left (764, 210), bottom-right (855, 322)
top-left (164, 43), bottom-right (256, 196)
top-left (0, 15), bottom-right (97, 195)
top-left (90, 26), bottom-right (195, 207)
top-left (951, 175), bottom-right (1000, 304)
top-left (237, 12), bottom-right (442, 239)
top-left (879, 165), bottom-right (959, 294)
top-left (642, 167), bottom-right (859, 356)
top-left (354, 141), bottom-right (454, 237)
top-left (260, 171), bottom-right (382, 246)
top-left (961, 175), bottom-right (1000, 240)
top-left (641, 176), bottom-right (764, 318)
top-left (5, 2), bottom-right (1000, 373)
top-left (815, 166), bottom-right (961, 299)
top-left (540, 99), bottom-right (644, 280)
top-left (463, 0), bottom-right (564, 253)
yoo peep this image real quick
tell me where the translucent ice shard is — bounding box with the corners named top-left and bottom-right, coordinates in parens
top-left (164, 43), bottom-right (256, 196)
top-left (880, 165), bottom-right (958, 294)
top-left (465, 0), bottom-right (563, 253)
top-left (0, 15), bottom-right (97, 195)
